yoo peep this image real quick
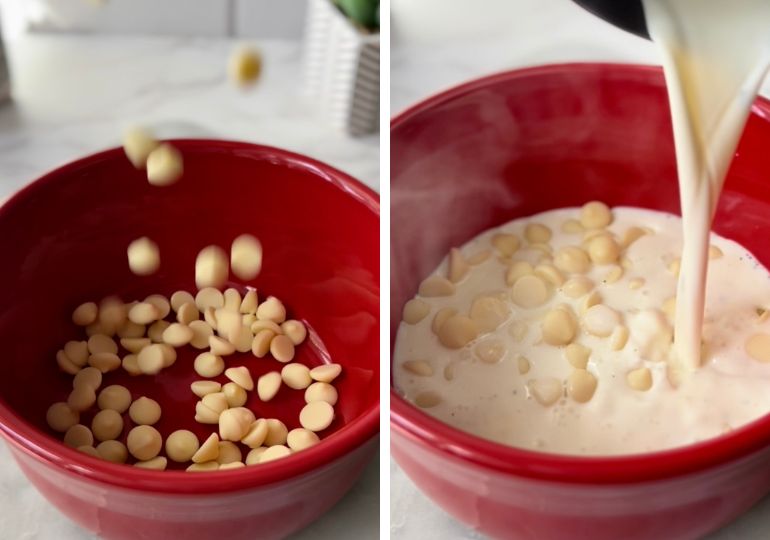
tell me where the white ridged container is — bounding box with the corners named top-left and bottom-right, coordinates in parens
top-left (302, 0), bottom-right (379, 136)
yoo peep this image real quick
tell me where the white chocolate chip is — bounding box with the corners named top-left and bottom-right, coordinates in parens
top-left (219, 407), bottom-right (256, 441)
top-left (525, 223), bottom-right (552, 244)
top-left (137, 344), bottom-right (165, 375)
top-left (209, 335), bottom-right (236, 356)
top-left (554, 246), bottom-right (591, 274)
top-left (567, 369), bottom-right (598, 403)
top-left (447, 248), bottom-right (470, 283)
top-left (229, 46), bottom-right (262, 86)
top-left (309, 363), bottom-right (342, 383)
top-left (256, 296), bottom-right (287, 323)
top-left (123, 126), bottom-right (158, 168)
top-left (222, 382), bottom-right (248, 407)
top-left (287, 428), bottom-right (320, 452)
top-left (135, 456), bottom-right (168, 470)
top-left (129, 396), bottom-right (161, 425)
top-left (299, 401), bottom-right (334, 432)
top-left (610, 325), bottom-right (630, 350)
top-left (251, 329), bottom-right (276, 358)
top-left (165, 430), bottom-right (200, 463)
top-left (474, 339), bottom-right (505, 364)
top-left (580, 201), bottom-right (612, 229)
top-left (431, 307), bottom-right (458, 334)
top-left (127, 237), bottom-right (160, 276)
top-left (534, 263), bottom-right (565, 286)
top-left (517, 355), bottom-right (530, 374)
top-left (561, 219), bottom-right (584, 234)
top-left (67, 385), bottom-right (96, 412)
top-left (128, 302), bottom-right (161, 325)
top-left (194, 352), bottom-right (225, 378)
top-left (746, 334), bottom-right (770, 363)
top-left (146, 143), bottom-right (183, 186)
top-left (88, 352), bottom-right (121, 373)
top-left (225, 366), bottom-right (254, 391)
top-left (97, 385), bottom-right (132, 413)
top-left (467, 250), bottom-right (491, 265)
top-left (403, 299), bottom-right (430, 325)
top-left (583, 304), bottom-right (620, 337)
top-left (305, 382), bottom-right (338, 405)
top-left (257, 371), bottom-right (282, 401)
top-left (64, 424), bottom-right (94, 448)
top-left (401, 360), bottom-right (433, 376)
top-left (162, 323), bottom-right (194, 347)
top-left (127, 425), bottom-right (162, 461)
top-left (241, 419), bottom-right (268, 448)
top-left (511, 275), bottom-right (549, 308)
top-left (196, 287), bottom-right (225, 311)
top-left (97, 440), bottom-right (128, 464)
top-left (260, 445), bottom-right (292, 463)
top-left (147, 320), bottom-right (170, 343)
top-left (469, 296), bottom-right (510, 334)
top-left (189, 320), bottom-right (214, 349)
top-left (191, 380), bottom-right (222, 398)
top-left (187, 461), bottom-right (219, 472)
top-left (120, 337), bottom-right (150, 354)
top-left (72, 302), bottom-right (98, 326)
top-left (264, 418), bottom-right (289, 446)
top-left (47, 403), bottom-right (79, 432)
top-left (437, 315), bottom-right (479, 349)
top-left (491, 233), bottom-right (520, 256)
top-left (561, 277), bottom-right (594, 298)
top-left (541, 308), bottom-right (577, 346)
top-left (418, 275), bottom-right (455, 297)
top-left (627, 367), bottom-right (653, 391)
top-left (170, 290), bottom-right (196, 312)
top-left (230, 234), bottom-right (263, 280)
top-left (195, 246), bottom-right (229, 289)
top-left (73, 367), bottom-right (102, 390)
top-left (270, 335), bottom-right (295, 363)
top-left (528, 378), bottom-right (562, 406)
top-left (201, 392), bottom-right (229, 414)
top-left (56, 350), bottom-right (80, 375)
top-left (281, 320), bottom-right (307, 345)
top-left (216, 441), bottom-right (243, 465)
top-left (240, 289), bottom-right (258, 314)
top-left (281, 363), bottom-right (312, 389)
top-left (564, 343), bottom-right (591, 369)
top-left (176, 302), bottom-right (200, 325)
top-left (92, 409), bottom-right (123, 442)
top-left (192, 433), bottom-right (220, 463)
top-left (505, 261), bottom-right (534, 286)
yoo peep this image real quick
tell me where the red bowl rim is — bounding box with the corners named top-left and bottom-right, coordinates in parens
top-left (390, 62), bottom-right (770, 485)
top-left (0, 139), bottom-right (380, 494)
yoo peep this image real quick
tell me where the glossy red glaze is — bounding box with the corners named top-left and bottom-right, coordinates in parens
top-left (390, 64), bottom-right (770, 539)
top-left (0, 140), bottom-right (379, 539)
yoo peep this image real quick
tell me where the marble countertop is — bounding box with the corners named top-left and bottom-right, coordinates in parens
top-left (390, 1), bottom-right (770, 539)
top-left (0, 33), bottom-right (378, 540)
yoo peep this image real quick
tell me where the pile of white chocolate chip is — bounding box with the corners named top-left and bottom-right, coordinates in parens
top-left (44, 130), bottom-right (341, 471)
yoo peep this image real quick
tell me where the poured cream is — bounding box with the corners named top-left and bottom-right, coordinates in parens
top-left (393, 207), bottom-right (770, 455)
top-left (642, 0), bottom-right (770, 373)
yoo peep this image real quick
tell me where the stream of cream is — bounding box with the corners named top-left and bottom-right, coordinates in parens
top-left (642, 0), bottom-right (770, 375)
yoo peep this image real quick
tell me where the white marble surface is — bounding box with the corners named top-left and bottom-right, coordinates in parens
top-left (0, 33), bottom-right (378, 539)
top-left (390, 1), bottom-right (770, 538)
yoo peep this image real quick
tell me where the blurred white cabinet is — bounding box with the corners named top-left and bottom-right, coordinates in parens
top-left (1, 0), bottom-right (309, 38)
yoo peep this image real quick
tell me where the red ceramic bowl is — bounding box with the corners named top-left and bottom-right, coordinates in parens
top-left (390, 63), bottom-right (770, 540)
top-left (0, 140), bottom-right (379, 540)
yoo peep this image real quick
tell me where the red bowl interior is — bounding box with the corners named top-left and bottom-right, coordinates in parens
top-left (390, 63), bottom-right (770, 483)
top-left (0, 139), bottom-right (379, 492)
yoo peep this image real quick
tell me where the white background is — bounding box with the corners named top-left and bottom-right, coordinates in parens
top-left (390, 0), bottom-right (770, 538)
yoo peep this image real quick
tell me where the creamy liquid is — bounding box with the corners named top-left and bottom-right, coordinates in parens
top-left (642, 0), bottom-right (770, 373)
top-left (393, 207), bottom-right (770, 455)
